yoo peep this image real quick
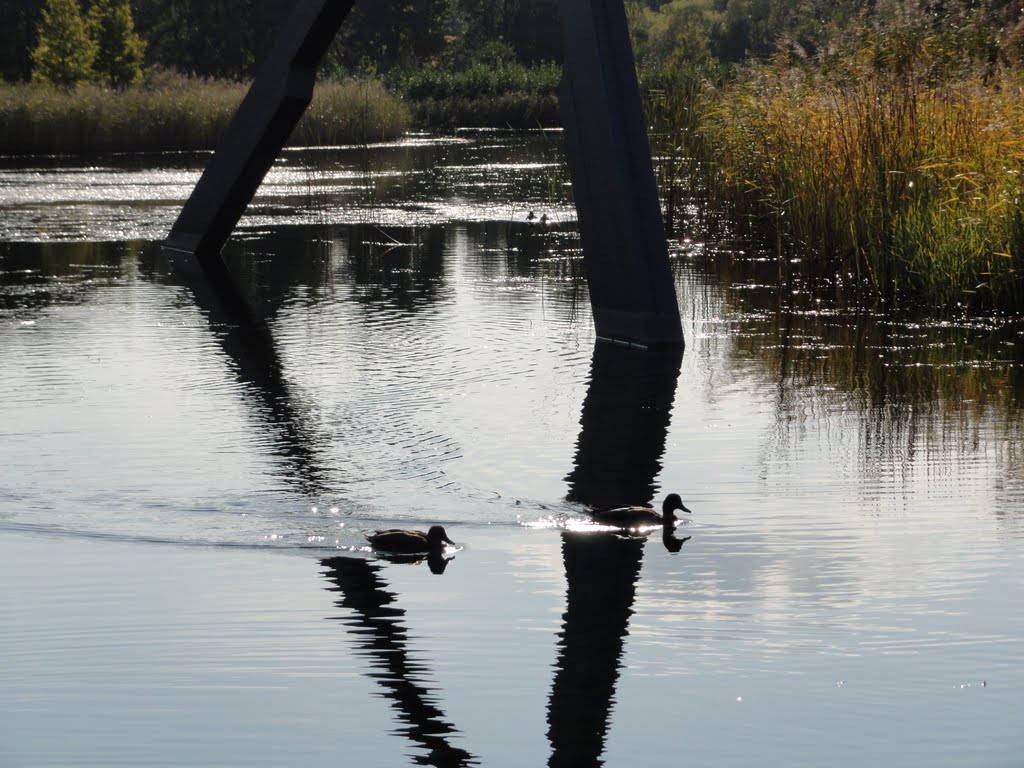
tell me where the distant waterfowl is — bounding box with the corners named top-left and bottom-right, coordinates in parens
top-left (589, 493), bottom-right (691, 528)
top-left (365, 525), bottom-right (455, 555)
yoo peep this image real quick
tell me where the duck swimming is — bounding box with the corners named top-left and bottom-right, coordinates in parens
top-left (365, 525), bottom-right (455, 555)
top-left (589, 493), bottom-right (691, 527)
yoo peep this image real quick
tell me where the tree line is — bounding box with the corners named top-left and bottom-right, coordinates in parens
top-left (3, 0), bottom-right (1021, 86)
top-left (1, 0), bottom-right (564, 83)
top-left (628, 0), bottom-right (1024, 72)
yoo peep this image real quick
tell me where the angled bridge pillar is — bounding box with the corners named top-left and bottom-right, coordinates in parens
top-left (164, 0), bottom-right (683, 348)
top-left (557, 0), bottom-right (682, 347)
top-left (163, 0), bottom-right (356, 311)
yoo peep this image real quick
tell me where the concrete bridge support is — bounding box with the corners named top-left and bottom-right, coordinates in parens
top-left (557, 0), bottom-right (682, 347)
top-left (163, 0), bottom-right (355, 265)
top-left (165, 0), bottom-right (682, 348)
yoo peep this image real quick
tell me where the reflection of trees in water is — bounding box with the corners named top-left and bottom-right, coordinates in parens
top-left (320, 556), bottom-right (476, 768)
top-left (293, 134), bottom-right (569, 216)
top-left (228, 219), bottom-right (587, 325)
top-left (180, 204), bottom-right (588, 328)
top-left (220, 224), bottom-right (448, 316)
top-left (693, 251), bottom-right (1024, 402)
top-left (0, 240), bottom-right (142, 316)
top-left (681, 253), bottom-right (1024, 496)
top-left (340, 225), bottom-right (447, 312)
top-left (219, 220), bottom-right (583, 319)
top-left (443, 220), bottom-right (586, 319)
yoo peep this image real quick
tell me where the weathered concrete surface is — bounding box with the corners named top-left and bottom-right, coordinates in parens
top-left (164, 0), bottom-right (355, 262)
top-left (558, 0), bottom-right (682, 347)
top-left (166, 0), bottom-right (682, 347)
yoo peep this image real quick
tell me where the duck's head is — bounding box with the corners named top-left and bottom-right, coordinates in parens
top-left (427, 525), bottom-right (455, 548)
top-left (662, 493), bottom-right (692, 521)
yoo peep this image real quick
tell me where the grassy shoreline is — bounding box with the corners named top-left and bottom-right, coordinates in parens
top-left (0, 63), bottom-right (562, 155)
top-left (390, 62), bottom-right (562, 128)
top-left (0, 73), bottom-right (411, 155)
top-left (647, 59), bottom-right (1024, 311)
top-left (4, 60), bottom-right (1023, 311)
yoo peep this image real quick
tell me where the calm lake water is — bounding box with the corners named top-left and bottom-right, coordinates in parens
top-left (2, 132), bottom-right (1023, 767)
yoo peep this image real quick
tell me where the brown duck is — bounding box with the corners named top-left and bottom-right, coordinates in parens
top-left (589, 493), bottom-right (691, 527)
top-left (365, 525), bottom-right (456, 554)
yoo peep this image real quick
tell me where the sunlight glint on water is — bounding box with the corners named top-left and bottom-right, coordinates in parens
top-left (1, 133), bottom-right (1022, 767)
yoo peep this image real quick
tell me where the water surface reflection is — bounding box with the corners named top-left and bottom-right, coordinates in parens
top-left (321, 556), bottom-right (475, 767)
top-left (547, 340), bottom-right (685, 766)
top-left (1, 133), bottom-right (1023, 767)
top-left (548, 534), bottom-right (645, 768)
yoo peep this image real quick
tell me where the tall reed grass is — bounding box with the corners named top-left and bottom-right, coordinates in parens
top-left (641, 63), bottom-right (717, 235)
top-left (655, 54), bottom-right (1024, 310)
top-left (0, 71), bottom-right (410, 155)
top-left (393, 62), bottom-right (562, 128)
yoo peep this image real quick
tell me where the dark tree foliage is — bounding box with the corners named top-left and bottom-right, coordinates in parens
top-left (3, 0), bottom-right (1021, 82)
top-left (131, 0), bottom-right (293, 79)
top-left (507, 0), bottom-right (562, 63)
top-left (88, 0), bottom-right (146, 86)
top-left (325, 0), bottom-right (449, 74)
top-left (1, 0), bottom-right (46, 81)
top-left (454, 0), bottom-right (562, 63)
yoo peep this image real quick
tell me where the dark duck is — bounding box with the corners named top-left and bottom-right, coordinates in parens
top-left (365, 525), bottom-right (456, 555)
top-left (589, 493), bottom-right (691, 528)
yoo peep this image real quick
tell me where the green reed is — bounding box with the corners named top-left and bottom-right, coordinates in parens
top-left (654, 53), bottom-right (1024, 311)
top-left (0, 72), bottom-right (409, 155)
top-left (293, 79), bottom-right (410, 146)
top-left (641, 62), bottom-right (719, 235)
top-left (393, 62), bottom-right (562, 129)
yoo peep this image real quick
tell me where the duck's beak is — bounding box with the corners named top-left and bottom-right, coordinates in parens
top-left (444, 535), bottom-right (456, 546)
top-left (680, 503), bottom-right (692, 514)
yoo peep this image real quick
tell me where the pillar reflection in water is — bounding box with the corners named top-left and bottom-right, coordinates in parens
top-left (564, 342), bottom-right (682, 509)
top-left (164, 244), bottom-right (333, 498)
top-left (320, 556), bottom-right (476, 768)
top-left (548, 341), bottom-right (684, 767)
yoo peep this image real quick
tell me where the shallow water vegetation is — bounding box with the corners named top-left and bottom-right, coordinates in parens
top-left (0, 72), bottom-right (409, 155)
top-left (657, 51), bottom-right (1024, 311)
top-left (293, 79), bottom-right (411, 146)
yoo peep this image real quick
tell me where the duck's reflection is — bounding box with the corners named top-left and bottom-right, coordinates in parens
top-left (548, 341), bottom-right (683, 767)
top-left (320, 555), bottom-right (476, 767)
top-left (372, 550), bottom-right (454, 575)
top-left (662, 527), bottom-right (692, 552)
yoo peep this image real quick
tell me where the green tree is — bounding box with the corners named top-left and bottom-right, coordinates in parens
top-left (132, 0), bottom-right (293, 79)
top-left (1, 0), bottom-right (46, 81)
top-left (86, 0), bottom-right (146, 87)
top-left (31, 0), bottom-right (95, 84)
top-left (326, 0), bottom-right (448, 74)
top-left (630, 0), bottom-right (723, 66)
